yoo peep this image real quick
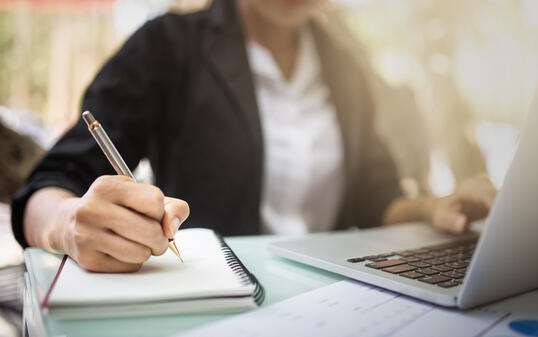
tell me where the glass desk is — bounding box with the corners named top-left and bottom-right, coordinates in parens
top-left (23, 234), bottom-right (345, 337)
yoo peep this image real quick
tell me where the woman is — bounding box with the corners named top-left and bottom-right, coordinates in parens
top-left (12, 0), bottom-right (495, 272)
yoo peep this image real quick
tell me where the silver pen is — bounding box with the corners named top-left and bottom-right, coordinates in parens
top-left (81, 111), bottom-right (183, 262)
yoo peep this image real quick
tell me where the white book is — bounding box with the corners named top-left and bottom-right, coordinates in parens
top-left (43, 228), bottom-right (264, 319)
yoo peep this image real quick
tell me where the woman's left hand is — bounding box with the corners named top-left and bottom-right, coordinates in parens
top-left (430, 175), bottom-right (497, 234)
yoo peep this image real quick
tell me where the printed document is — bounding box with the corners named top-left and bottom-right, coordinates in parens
top-left (178, 279), bottom-right (538, 337)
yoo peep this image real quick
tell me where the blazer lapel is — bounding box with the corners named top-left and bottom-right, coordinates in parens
top-left (202, 0), bottom-right (263, 155)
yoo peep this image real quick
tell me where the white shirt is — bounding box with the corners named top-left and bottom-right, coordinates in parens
top-left (247, 28), bottom-right (345, 235)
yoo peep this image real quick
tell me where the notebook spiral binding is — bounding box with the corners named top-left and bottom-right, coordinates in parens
top-left (216, 234), bottom-right (265, 306)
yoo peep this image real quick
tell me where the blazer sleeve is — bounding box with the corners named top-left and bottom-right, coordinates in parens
top-left (10, 17), bottom-right (174, 248)
top-left (355, 122), bottom-right (403, 229)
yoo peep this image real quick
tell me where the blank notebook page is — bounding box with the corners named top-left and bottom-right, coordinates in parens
top-left (48, 228), bottom-right (253, 306)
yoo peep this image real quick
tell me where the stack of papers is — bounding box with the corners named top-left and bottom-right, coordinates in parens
top-left (178, 280), bottom-right (538, 337)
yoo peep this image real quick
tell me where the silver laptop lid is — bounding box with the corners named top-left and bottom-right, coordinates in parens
top-left (458, 95), bottom-right (538, 309)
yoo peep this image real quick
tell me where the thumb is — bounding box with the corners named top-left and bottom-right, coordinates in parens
top-left (161, 197), bottom-right (190, 239)
top-left (482, 192), bottom-right (497, 210)
top-left (450, 213), bottom-right (468, 233)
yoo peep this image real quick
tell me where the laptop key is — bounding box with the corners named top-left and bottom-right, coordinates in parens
top-left (440, 249), bottom-right (456, 255)
top-left (431, 265), bottom-right (452, 272)
top-left (415, 253), bottom-right (435, 260)
top-left (418, 274), bottom-right (451, 284)
top-left (416, 268), bottom-right (439, 275)
top-left (409, 261), bottom-right (431, 268)
top-left (379, 253), bottom-right (395, 258)
top-left (442, 255), bottom-right (461, 263)
top-left (431, 251), bottom-right (449, 257)
top-left (365, 259), bottom-right (406, 269)
top-left (446, 262), bottom-right (467, 269)
top-left (399, 271), bottom-right (423, 279)
top-left (347, 257), bottom-right (365, 263)
top-left (401, 256), bottom-right (420, 262)
top-left (424, 259), bottom-right (444, 265)
top-left (441, 271), bottom-right (465, 279)
top-left (395, 250), bottom-right (415, 257)
top-left (382, 264), bottom-right (417, 274)
top-left (438, 280), bottom-right (460, 288)
top-left (363, 255), bottom-right (386, 261)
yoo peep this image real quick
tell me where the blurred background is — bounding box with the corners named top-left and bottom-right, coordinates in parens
top-left (0, 0), bottom-right (537, 334)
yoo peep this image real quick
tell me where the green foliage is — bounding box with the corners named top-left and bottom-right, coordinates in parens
top-left (0, 12), bottom-right (14, 106)
top-left (28, 15), bottom-right (52, 115)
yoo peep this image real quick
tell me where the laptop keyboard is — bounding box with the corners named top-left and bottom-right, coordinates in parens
top-left (346, 237), bottom-right (478, 289)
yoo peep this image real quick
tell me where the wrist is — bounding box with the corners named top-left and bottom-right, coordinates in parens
top-left (44, 196), bottom-right (80, 254)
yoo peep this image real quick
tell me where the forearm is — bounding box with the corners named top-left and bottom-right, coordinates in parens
top-left (23, 187), bottom-right (79, 253)
top-left (382, 196), bottom-right (437, 226)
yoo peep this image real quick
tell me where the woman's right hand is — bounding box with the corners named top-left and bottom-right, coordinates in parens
top-left (24, 175), bottom-right (189, 272)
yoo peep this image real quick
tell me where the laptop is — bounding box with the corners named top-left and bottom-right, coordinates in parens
top-left (268, 96), bottom-right (538, 309)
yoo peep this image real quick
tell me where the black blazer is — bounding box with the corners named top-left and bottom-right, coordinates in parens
top-left (12, 0), bottom-right (401, 247)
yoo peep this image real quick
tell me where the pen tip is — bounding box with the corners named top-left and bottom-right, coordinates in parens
top-left (168, 241), bottom-right (183, 263)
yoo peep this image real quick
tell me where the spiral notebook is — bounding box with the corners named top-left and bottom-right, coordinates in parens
top-left (45, 228), bottom-right (264, 319)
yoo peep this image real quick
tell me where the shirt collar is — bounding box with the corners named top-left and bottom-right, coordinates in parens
top-left (247, 27), bottom-right (321, 97)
